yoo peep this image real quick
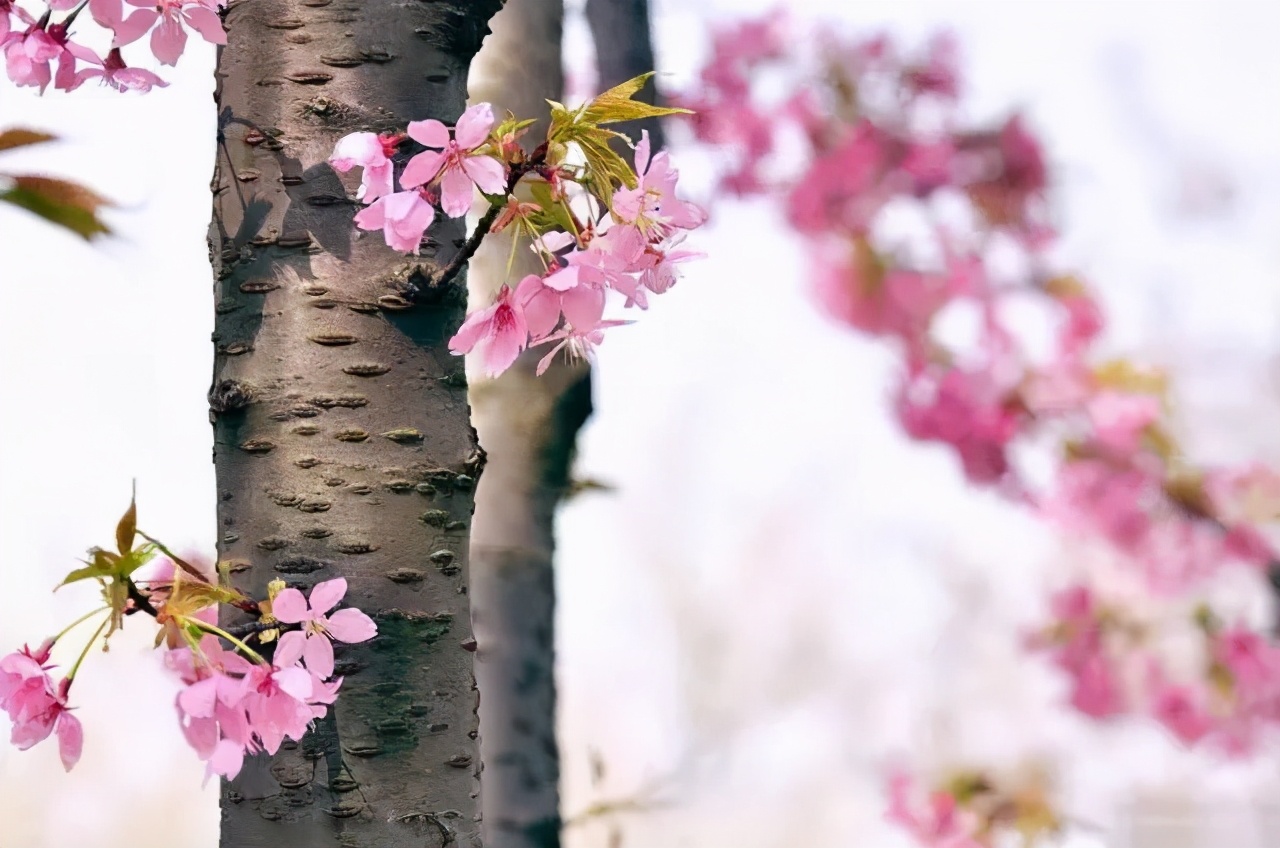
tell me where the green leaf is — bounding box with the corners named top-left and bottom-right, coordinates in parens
top-left (0, 129), bottom-right (56, 153)
top-left (116, 485), bottom-right (137, 556)
top-left (526, 180), bottom-right (578, 236)
top-left (57, 564), bottom-right (112, 589)
top-left (0, 175), bottom-right (113, 240)
top-left (579, 73), bottom-right (691, 126)
top-left (113, 543), bottom-right (158, 579)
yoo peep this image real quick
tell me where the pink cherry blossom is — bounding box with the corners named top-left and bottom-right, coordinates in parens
top-left (1150, 682), bottom-right (1213, 745)
top-left (611, 131), bottom-right (707, 237)
top-left (272, 578), bottom-right (377, 680)
top-left (401, 102), bottom-right (507, 218)
top-left (1087, 391), bottom-right (1160, 453)
top-left (2, 20), bottom-right (77, 93)
top-left (330, 131), bottom-right (401, 203)
top-left (0, 647), bottom-right (82, 771)
top-left (94, 0), bottom-right (225, 67)
top-left (71, 47), bottom-right (167, 92)
top-left (240, 659), bottom-right (313, 756)
top-left (533, 320), bottom-right (629, 377)
top-left (885, 772), bottom-right (985, 848)
top-left (354, 189), bottom-right (435, 254)
top-left (449, 284), bottom-right (530, 377)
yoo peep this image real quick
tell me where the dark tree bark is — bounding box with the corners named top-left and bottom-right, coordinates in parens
top-left (585, 0), bottom-right (665, 150)
top-left (209, 1), bottom-right (502, 845)
top-left (466, 3), bottom-right (592, 848)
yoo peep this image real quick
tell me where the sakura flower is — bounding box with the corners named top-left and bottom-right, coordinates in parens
top-left (533, 320), bottom-right (629, 377)
top-left (885, 772), bottom-right (985, 848)
top-left (94, 0), bottom-right (225, 67)
top-left (1150, 682), bottom-right (1213, 745)
top-left (611, 131), bottom-right (707, 237)
top-left (1087, 391), bottom-right (1160, 454)
top-left (354, 188), bottom-right (435, 254)
top-left (330, 131), bottom-right (401, 203)
top-left (272, 577), bottom-right (376, 680)
top-left (400, 102), bottom-right (507, 218)
top-left (3, 20), bottom-right (79, 93)
top-left (514, 273), bottom-right (603, 343)
top-left (449, 284), bottom-right (530, 377)
top-left (240, 656), bottom-right (313, 756)
top-left (0, 647), bottom-right (82, 771)
top-left (71, 47), bottom-right (167, 92)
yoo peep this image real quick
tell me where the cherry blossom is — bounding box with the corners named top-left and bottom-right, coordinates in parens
top-left (400, 102), bottom-right (507, 217)
top-left (71, 47), bottom-right (166, 92)
top-left (330, 131), bottom-right (401, 203)
top-left (0, 644), bottom-right (82, 770)
top-left (449, 284), bottom-right (531, 377)
top-left (354, 188), bottom-right (435, 254)
top-left (272, 577), bottom-right (377, 680)
top-left (92, 0), bottom-right (225, 67)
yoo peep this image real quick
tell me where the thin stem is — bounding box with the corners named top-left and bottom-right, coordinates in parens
top-left (190, 618), bottom-right (268, 665)
top-left (434, 201), bottom-right (505, 292)
top-left (65, 615), bottom-right (110, 682)
top-left (52, 606), bottom-right (111, 644)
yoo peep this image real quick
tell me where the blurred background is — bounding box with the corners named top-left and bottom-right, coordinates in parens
top-left (2, 1), bottom-right (1280, 846)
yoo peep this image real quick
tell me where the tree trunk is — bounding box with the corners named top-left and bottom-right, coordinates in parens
top-left (210, 1), bottom-right (501, 845)
top-left (466, 4), bottom-right (592, 848)
top-left (584, 0), bottom-right (665, 150)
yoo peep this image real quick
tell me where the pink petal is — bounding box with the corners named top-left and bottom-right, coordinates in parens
top-left (274, 631), bottom-right (306, 668)
top-left (330, 132), bottom-right (381, 171)
top-left (354, 198), bottom-right (388, 231)
top-left (110, 8), bottom-right (157, 47)
top-left (439, 167), bottom-right (475, 218)
top-left (561, 285), bottom-right (607, 331)
top-left (360, 160), bottom-right (393, 202)
top-left (543, 264), bottom-right (581, 292)
top-left (303, 633), bottom-right (335, 679)
top-left (178, 710), bottom-right (218, 757)
top-left (178, 677), bottom-right (218, 718)
top-left (454, 102), bottom-right (495, 150)
top-left (407, 118), bottom-right (450, 149)
top-left (89, 0), bottom-right (122, 29)
top-left (307, 578), bottom-right (347, 616)
top-left (272, 666), bottom-right (313, 701)
top-left (56, 713), bottom-right (83, 771)
top-left (448, 305), bottom-right (494, 355)
top-left (271, 588), bottom-right (310, 624)
top-left (149, 14), bottom-right (187, 65)
top-left (520, 285), bottom-right (563, 340)
top-left (400, 149), bottom-right (444, 189)
top-left (324, 609), bottom-right (377, 643)
top-left (460, 154), bottom-right (507, 196)
top-left (181, 5), bottom-right (226, 45)
top-left (207, 738), bottom-right (244, 781)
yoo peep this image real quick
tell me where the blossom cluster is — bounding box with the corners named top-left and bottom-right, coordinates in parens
top-left (1, 0), bottom-right (225, 94)
top-left (0, 499), bottom-right (376, 781)
top-left (329, 79), bottom-right (706, 378)
top-left (680, 12), bottom-right (1280, 846)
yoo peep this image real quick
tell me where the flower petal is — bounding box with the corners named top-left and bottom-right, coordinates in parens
top-left (325, 609), bottom-right (378, 643)
top-left (460, 154), bottom-right (507, 196)
top-left (56, 713), bottom-right (83, 771)
top-left (274, 630), bottom-right (307, 668)
top-left (149, 15), bottom-right (188, 66)
top-left (272, 666), bottom-right (313, 701)
top-left (400, 150), bottom-right (444, 189)
top-left (439, 167), bottom-right (475, 218)
top-left (454, 102), bottom-right (494, 150)
top-left (308, 578), bottom-right (347, 616)
top-left (303, 633), bottom-right (335, 680)
top-left (407, 118), bottom-right (450, 149)
top-left (182, 5), bottom-right (226, 45)
top-left (271, 588), bottom-right (310, 624)
top-left (330, 132), bottom-right (381, 171)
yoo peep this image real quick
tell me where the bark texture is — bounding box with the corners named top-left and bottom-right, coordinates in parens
top-left (466, 3), bottom-right (592, 848)
top-left (585, 0), bottom-right (665, 150)
top-left (210, 1), bottom-right (501, 845)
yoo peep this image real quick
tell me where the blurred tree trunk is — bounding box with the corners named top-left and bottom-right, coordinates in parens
top-left (466, 3), bottom-right (591, 848)
top-left (210, 1), bottom-right (501, 845)
top-left (585, 0), bottom-right (665, 150)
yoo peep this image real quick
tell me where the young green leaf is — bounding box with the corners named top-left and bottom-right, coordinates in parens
top-left (579, 73), bottom-right (691, 127)
top-left (0, 175), bottom-right (113, 240)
